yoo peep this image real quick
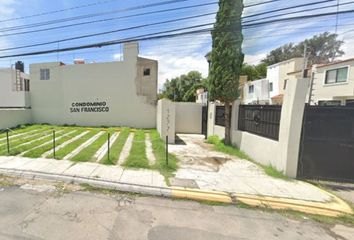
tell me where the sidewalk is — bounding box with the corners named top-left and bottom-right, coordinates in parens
top-left (0, 141), bottom-right (352, 217)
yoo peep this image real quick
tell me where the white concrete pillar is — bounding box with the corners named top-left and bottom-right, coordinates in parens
top-left (207, 102), bottom-right (216, 137)
top-left (278, 77), bottom-right (310, 177)
top-left (156, 99), bottom-right (175, 143)
top-left (231, 100), bottom-right (242, 146)
top-left (123, 42), bottom-right (139, 62)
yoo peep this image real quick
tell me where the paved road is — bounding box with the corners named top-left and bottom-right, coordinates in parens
top-left (0, 181), bottom-right (353, 240)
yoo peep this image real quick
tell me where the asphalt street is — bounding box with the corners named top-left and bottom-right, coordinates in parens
top-left (0, 179), bottom-right (353, 240)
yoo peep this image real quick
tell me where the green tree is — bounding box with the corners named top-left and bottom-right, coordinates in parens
top-left (241, 63), bottom-right (267, 81)
top-left (161, 71), bottom-right (206, 102)
top-left (209, 0), bottom-right (244, 144)
top-left (262, 32), bottom-right (344, 66)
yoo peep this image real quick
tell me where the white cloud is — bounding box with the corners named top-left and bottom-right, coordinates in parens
top-left (244, 52), bottom-right (267, 65)
top-left (113, 53), bottom-right (122, 60)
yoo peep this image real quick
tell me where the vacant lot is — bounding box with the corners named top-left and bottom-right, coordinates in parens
top-left (0, 125), bottom-right (177, 177)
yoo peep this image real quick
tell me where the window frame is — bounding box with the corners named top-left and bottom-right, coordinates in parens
top-left (40, 68), bottom-right (50, 81)
top-left (248, 85), bottom-right (254, 94)
top-left (269, 82), bottom-right (273, 92)
top-left (324, 66), bottom-right (350, 85)
top-left (143, 68), bottom-right (151, 76)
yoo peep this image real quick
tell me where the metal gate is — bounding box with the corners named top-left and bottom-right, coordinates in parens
top-left (201, 105), bottom-right (208, 137)
top-left (298, 105), bottom-right (354, 182)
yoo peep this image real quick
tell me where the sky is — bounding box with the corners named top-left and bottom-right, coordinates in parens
top-left (1, 0), bottom-right (354, 90)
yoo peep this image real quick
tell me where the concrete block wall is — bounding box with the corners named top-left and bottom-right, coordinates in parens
top-left (207, 77), bottom-right (310, 178)
top-left (175, 102), bottom-right (202, 134)
top-left (156, 99), bottom-right (175, 143)
top-left (0, 109), bottom-right (32, 130)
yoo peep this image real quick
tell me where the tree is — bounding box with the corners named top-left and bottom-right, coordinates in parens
top-left (241, 63), bottom-right (267, 81)
top-left (262, 32), bottom-right (344, 66)
top-left (160, 71), bottom-right (206, 102)
top-left (209, 0), bottom-right (244, 145)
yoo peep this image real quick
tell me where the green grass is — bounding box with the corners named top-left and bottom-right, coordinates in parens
top-left (205, 135), bottom-right (290, 180)
top-left (150, 130), bottom-right (178, 180)
top-left (122, 130), bottom-right (150, 169)
top-left (71, 130), bottom-right (112, 162)
top-left (0, 127), bottom-right (64, 156)
top-left (22, 128), bottom-right (84, 158)
top-left (0, 124), bottom-right (37, 139)
top-left (100, 128), bottom-right (130, 165)
top-left (0, 125), bottom-right (49, 146)
top-left (49, 129), bottom-right (100, 159)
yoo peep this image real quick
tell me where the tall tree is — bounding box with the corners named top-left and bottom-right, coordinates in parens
top-left (241, 63), bottom-right (267, 81)
top-left (262, 32), bottom-right (344, 66)
top-left (209, 0), bottom-right (244, 145)
top-left (160, 71), bottom-right (206, 102)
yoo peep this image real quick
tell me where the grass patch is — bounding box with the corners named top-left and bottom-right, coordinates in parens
top-left (150, 130), bottom-right (178, 181)
top-left (101, 128), bottom-right (130, 165)
top-left (50, 129), bottom-right (99, 159)
top-left (23, 128), bottom-right (84, 158)
top-left (123, 130), bottom-right (150, 169)
top-left (71, 130), bottom-right (112, 162)
top-left (0, 127), bottom-right (64, 156)
top-left (205, 135), bottom-right (290, 181)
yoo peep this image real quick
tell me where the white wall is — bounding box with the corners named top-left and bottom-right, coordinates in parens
top-left (229, 76), bottom-right (309, 177)
top-left (156, 99), bottom-right (175, 143)
top-left (0, 69), bottom-right (30, 108)
top-left (243, 78), bottom-right (270, 104)
top-left (267, 65), bottom-right (280, 99)
top-left (29, 42), bottom-right (157, 128)
top-left (0, 109), bottom-right (32, 130)
top-left (175, 102), bottom-right (202, 134)
top-left (207, 102), bottom-right (225, 139)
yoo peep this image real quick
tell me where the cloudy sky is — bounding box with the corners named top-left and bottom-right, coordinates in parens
top-left (0, 0), bottom-right (354, 90)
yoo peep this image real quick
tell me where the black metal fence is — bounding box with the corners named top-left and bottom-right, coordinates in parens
top-left (215, 106), bottom-right (231, 127)
top-left (238, 105), bottom-right (282, 140)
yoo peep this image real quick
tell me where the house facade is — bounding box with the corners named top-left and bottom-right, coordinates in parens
top-left (310, 59), bottom-right (354, 106)
top-left (0, 62), bottom-right (30, 108)
top-left (27, 42), bottom-right (158, 128)
top-left (242, 58), bottom-right (304, 105)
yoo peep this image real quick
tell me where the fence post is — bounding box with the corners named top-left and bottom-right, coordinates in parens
top-left (6, 129), bottom-right (10, 154)
top-left (53, 130), bottom-right (56, 159)
top-left (165, 135), bottom-right (169, 166)
top-left (107, 132), bottom-right (110, 161)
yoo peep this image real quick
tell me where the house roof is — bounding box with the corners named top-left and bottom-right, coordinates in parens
top-left (271, 94), bottom-right (284, 99)
top-left (317, 58), bottom-right (354, 68)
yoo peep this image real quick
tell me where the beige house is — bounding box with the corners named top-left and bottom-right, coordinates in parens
top-left (29, 42), bottom-right (158, 128)
top-left (267, 58), bottom-right (304, 104)
top-left (310, 59), bottom-right (354, 106)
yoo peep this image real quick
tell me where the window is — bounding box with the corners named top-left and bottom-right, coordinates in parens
top-left (269, 82), bottom-right (273, 92)
top-left (248, 85), bottom-right (254, 94)
top-left (346, 99), bottom-right (354, 106)
top-left (143, 68), bottom-right (151, 76)
top-left (283, 79), bottom-right (288, 90)
top-left (40, 68), bottom-right (50, 80)
top-left (318, 100), bottom-right (341, 106)
top-left (325, 67), bottom-right (348, 84)
top-left (24, 79), bottom-right (30, 91)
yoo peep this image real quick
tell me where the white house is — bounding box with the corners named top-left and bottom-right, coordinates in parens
top-left (310, 58), bottom-right (354, 106)
top-left (243, 78), bottom-right (270, 104)
top-left (242, 58), bottom-right (304, 105)
top-left (29, 42), bottom-right (158, 128)
top-left (195, 88), bottom-right (208, 105)
top-left (0, 63), bottom-right (30, 108)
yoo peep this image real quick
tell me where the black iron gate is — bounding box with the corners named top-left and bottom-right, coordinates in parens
top-left (201, 105), bottom-right (208, 137)
top-left (298, 105), bottom-right (354, 182)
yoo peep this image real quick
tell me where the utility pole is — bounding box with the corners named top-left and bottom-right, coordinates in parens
top-left (302, 43), bottom-right (308, 78)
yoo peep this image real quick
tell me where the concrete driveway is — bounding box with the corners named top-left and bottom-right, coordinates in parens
top-left (169, 134), bottom-right (333, 203)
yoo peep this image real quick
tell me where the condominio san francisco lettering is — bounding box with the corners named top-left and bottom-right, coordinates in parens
top-left (70, 101), bottom-right (109, 113)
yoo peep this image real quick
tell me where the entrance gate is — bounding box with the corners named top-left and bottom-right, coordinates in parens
top-left (298, 105), bottom-right (354, 182)
top-left (201, 105), bottom-right (208, 137)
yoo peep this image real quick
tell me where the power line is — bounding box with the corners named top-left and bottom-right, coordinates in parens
top-left (0, 12), bottom-right (215, 52)
top-left (2, 5), bottom-right (354, 53)
top-left (0, 0), bottom-right (279, 32)
top-left (243, 0), bottom-right (337, 19)
top-left (243, 1), bottom-right (354, 24)
top-left (0, 1), bottom-right (217, 33)
top-left (3, 4), bottom-right (354, 59)
top-left (0, 0), bottom-right (187, 23)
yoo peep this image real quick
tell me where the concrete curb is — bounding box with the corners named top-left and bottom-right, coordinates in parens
top-left (0, 168), bottom-right (352, 217)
